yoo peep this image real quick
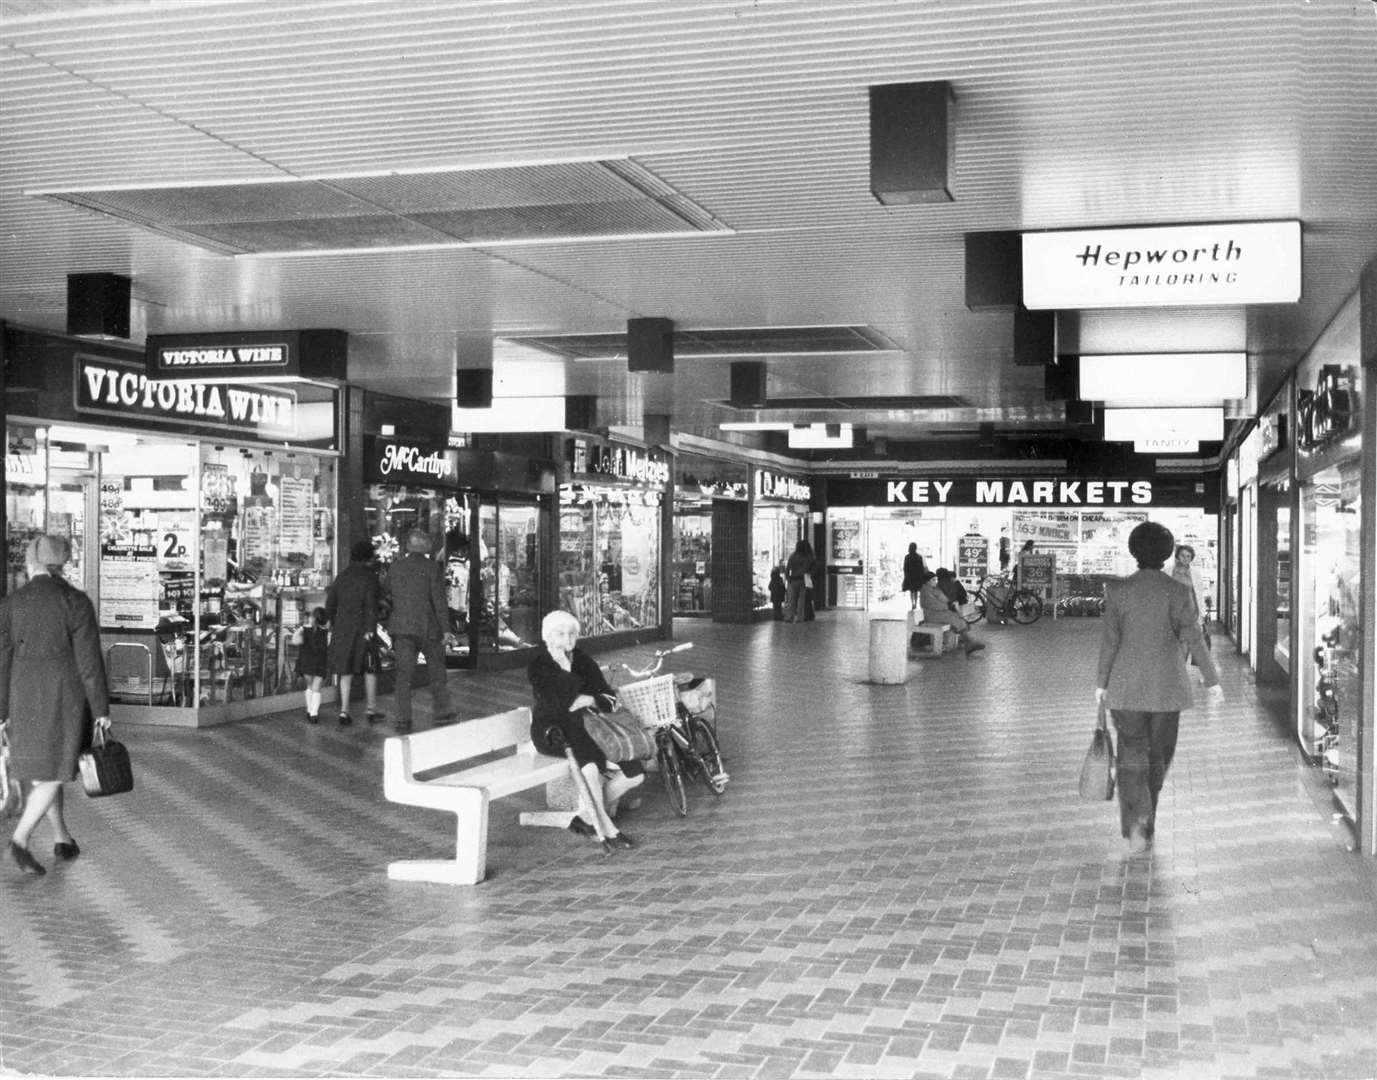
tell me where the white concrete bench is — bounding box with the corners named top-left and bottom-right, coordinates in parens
top-left (907, 614), bottom-right (958, 657)
top-left (382, 706), bottom-right (573, 885)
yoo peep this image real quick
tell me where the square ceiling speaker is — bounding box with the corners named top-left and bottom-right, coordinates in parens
top-left (627, 317), bottom-right (674, 373)
top-left (965, 231), bottom-right (1021, 311)
top-left (455, 367), bottom-right (493, 409)
top-left (67, 272), bottom-right (130, 338)
top-left (730, 361), bottom-right (767, 408)
top-left (869, 81), bottom-right (955, 205)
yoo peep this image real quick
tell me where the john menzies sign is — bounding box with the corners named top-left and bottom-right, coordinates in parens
top-left (1022, 221), bottom-right (1300, 309)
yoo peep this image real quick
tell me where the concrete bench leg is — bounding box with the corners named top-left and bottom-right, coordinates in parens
top-left (387, 787), bottom-right (488, 885)
top-left (520, 763), bottom-right (581, 829)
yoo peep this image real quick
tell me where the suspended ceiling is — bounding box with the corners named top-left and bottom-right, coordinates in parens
top-left (2, 0), bottom-right (1375, 463)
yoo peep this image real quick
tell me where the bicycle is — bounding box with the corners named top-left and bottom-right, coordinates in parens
top-left (968, 573), bottom-right (1044, 625)
top-left (614, 643), bottom-right (728, 816)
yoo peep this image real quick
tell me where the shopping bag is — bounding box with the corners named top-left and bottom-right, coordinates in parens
top-left (78, 728), bottom-right (134, 798)
top-left (1077, 704), bottom-right (1115, 801)
top-left (581, 709), bottom-right (656, 762)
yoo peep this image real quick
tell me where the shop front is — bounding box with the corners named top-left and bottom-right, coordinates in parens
top-left (672, 454), bottom-right (749, 617)
top-left (1289, 287), bottom-right (1372, 851)
top-left (4, 327), bottom-right (340, 727)
top-left (362, 424), bottom-right (556, 669)
top-left (752, 469), bottom-right (811, 619)
top-left (560, 436), bottom-right (669, 645)
top-left (821, 475), bottom-right (1217, 613)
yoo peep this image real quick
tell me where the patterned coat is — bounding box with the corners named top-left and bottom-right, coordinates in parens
top-left (0, 573), bottom-right (110, 781)
top-left (1097, 569), bottom-right (1218, 712)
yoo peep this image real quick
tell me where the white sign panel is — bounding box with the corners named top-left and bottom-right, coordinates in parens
top-left (1022, 220), bottom-right (1301, 309)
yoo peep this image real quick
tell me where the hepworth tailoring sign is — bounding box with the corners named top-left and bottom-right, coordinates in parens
top-left (1022, 220), bottom-right (1300, 309)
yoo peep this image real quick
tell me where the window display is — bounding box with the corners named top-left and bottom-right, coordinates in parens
top-left (1298, 461), bottom-right (1362, 818)
top-left (478, 500), bottom-right (540, 650)
top-left (752, 505), bottom-right (804, 611)
top-left (559, 486), bottom-right (660, 635)
top-left (673, 509), bottom-right (711, 613)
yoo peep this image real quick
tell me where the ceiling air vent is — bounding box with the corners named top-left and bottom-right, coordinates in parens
top-left (30, 159), bottom-right (730, 256)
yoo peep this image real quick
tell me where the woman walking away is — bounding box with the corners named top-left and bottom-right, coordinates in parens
top-left (528, 611), bottom-right (641, 848)
top-left (1096, 522), bottom-right (1224, 856)
top-left (901, 543), bottom-right (927, 610)
top-left (784, 540), bottom-right (813, 623)
top-left (326, 539), bottom-right (384, 726)
top-left (1, 536), bottom-right (112, 876)
top-left (292, 607), bottom-right (330, 724)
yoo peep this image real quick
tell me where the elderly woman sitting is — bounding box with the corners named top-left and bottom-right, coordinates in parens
top-left (919, 569), bottom-right (986, 657)
top-left (527, 610), bottom-right (643, 848)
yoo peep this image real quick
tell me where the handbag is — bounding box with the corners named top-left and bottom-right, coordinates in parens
top-left (78, 727), bottom-right (134, 798)
top-left (1077, 703), bottom-right (1115, 801)
top-left (581, 709), bottom-right (656, 762)
top-left (362, 634), bottom-right (382, 674)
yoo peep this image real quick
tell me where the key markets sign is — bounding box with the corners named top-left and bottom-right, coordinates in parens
top-left (826, 476), bottom-right (1208, 508)
top-left (1022, 220), bottom-right (1300, 309)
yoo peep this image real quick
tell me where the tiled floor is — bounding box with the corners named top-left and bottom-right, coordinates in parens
top-left (3, 610), bottom-right (1376, 1079)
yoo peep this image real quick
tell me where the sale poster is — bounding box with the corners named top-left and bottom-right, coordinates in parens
top-left (99, 543), bottom-right (159, 629)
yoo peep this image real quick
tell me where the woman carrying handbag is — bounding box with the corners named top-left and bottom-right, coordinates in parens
top-left (1, 536), bottom-right (113, 876)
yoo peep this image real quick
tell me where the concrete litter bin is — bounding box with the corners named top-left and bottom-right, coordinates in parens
top-left (868, 617), bottom-right (910, 684)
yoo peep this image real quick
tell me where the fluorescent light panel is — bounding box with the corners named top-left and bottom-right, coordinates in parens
top-left (719, 421), bottom-right (793, 432)
top-left (788, 423), bottom-right (854, 449)
top-left (452, 396), bottom-right (566, 433)
top-left (1079, 352), bottom-right (1246, 404)
top-left (1103, 407), bottom-right (1223, 442)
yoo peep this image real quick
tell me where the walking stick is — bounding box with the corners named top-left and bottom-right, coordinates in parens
top-left (546, 725), bottom-right (612, 856)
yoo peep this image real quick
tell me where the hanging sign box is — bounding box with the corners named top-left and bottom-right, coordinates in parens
top-left (1022, 220), bottom-right (1301, 309)
top-left (146, 329), bottom-right (347, 382)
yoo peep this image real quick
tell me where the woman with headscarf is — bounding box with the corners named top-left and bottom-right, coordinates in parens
top-left (1, 536), bottom-right (111, 876)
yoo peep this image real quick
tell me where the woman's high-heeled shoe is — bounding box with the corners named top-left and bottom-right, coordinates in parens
top-left (8, 841), bottom-right (45, 875)
top-left (54, 840), bottom-right (80, 860)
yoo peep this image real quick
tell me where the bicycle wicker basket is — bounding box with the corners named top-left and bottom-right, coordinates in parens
top-left (617, 674), bottom-right (678, 729)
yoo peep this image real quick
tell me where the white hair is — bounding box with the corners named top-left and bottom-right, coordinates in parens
top-left (541, 609), bottom-right (580, 646)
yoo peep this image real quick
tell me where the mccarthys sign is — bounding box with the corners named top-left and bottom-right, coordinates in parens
top-left (1022, 220), bottom-right (1301, 309)
top-left (755, 470), bottom-right (811, 502)
top-left (76, 356), bottom-right (296, 437)
top-left (826, 476), bottom-right (1207, 509)
top-left (366, 437), bottom-right (459, 485)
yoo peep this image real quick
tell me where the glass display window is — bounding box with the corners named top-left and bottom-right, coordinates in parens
top-left (477, 499), bottom-right (541, 651)
top-left (559, 485), bottom-right (660, 635)
top-left (1297, 459), bottom-right (1362, 819)
top-left (673, 504), bottom-right (712, 613)
top-left (1275, 500), bottom-right (1292, 670)
top-left (752, 505), bottom-right (805, 610)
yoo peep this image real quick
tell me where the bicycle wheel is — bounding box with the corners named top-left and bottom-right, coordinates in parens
top-left (1009, 589), bottom-right (1043, 624)
top-left (689, 716), bottom-right (727, 795)
top-left (968, 592), bottom-right (987, 624)
top-left (657, 737), bottom-right (689, 816)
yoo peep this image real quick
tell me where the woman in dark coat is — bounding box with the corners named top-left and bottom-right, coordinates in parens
top-left (325, 539), bottom-right (383, 725)
top-left (1, 535), bottom-right (111, 876)
top-left (901, 542), bottom-right (927, 610)
top-left (527, 610), bottom-right (640, 847)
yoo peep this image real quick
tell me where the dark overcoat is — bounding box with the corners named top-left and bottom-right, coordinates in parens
top-left (325, 561), bottom-right (379, 675)
top-left (0, 573), bottom-right (110, 781)
top-left (383, 552), bottom-right (448, 642)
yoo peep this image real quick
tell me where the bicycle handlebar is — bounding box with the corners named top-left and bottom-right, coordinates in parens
top-left (617, 641), bottom-right (693, 678)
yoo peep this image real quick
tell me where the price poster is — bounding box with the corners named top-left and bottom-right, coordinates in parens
top-left (99, 543), bottom-right (159, 629)
top-left (1018, 552), bottom-right (1057, 600)
top-left (830, 518), bottom-right (862, 562)
top-left (957, 534), bottom-right (988, 581)
top-left (278, 475), bottom-right (314, 557)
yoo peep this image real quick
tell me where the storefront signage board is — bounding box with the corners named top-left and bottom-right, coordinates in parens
top-left (76, 355), bottom-right (298, 438)
top-left (826, 476), bottom-right (1205, 508)
top-left (145, 329), bottom-right (347, 383)
top-left (1296, 364), bottom-right (1359, 451)
top-left (755, 469), bottom-right (811, 502)
top-left (1022, 220), bottom-right (1301, 309)
top-left (570, 438), bottom-right (669, 486)
top-left (365, 436), bottom-right (460, 487)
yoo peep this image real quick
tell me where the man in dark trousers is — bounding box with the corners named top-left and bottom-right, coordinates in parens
top-left (383, 529), bottom-right (455, 732)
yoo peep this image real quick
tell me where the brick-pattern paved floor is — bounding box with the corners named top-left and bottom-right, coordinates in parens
top-left (3, 612), bottom-right (1375, 1078)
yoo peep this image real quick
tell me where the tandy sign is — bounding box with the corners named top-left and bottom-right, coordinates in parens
top-left (1022, 220), bottom-right (1300, 309)
top-left (825, 476), bottom-right (1207, 508)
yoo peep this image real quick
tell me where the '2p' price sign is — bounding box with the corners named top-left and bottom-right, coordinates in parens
top-left (160, 527), bottom-right (193, 572)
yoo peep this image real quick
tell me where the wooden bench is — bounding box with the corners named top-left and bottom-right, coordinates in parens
top-left (382, 706), bottom-right (575, 885)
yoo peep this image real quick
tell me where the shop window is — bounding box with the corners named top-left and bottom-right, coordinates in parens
top-left (559, 487), bottom-right (660, 635)
top-left (753, 505), bottom-right (805, 610)
top-left (478, 500), bottom-right (540, 651)
top-left (673, 507), bottom-right (711, 613)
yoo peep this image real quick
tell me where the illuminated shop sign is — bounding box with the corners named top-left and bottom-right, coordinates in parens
top-left (826, 476), bottom-right (1208, 508)
top-left (75, 356), bottom-right (297, 437)
top-left (146, 329), bottom-right (347, 382)
top-left (1022, 220), bottom-right (1301, 309)
top-left (571, 439), bottom-right (669, 486)
top-left (1297, 365), bottom-right (1358, 450)
top-left (365, 436), bottom-right (459, 486)
top-left (1256, 412), bottom-right (1286, 461)
top-left (755, 470), bottom-right (811, 502)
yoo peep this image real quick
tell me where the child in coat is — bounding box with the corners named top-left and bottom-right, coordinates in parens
top-left (293, 607), bottom-right (330, 723)
top-left (768, 566), bottom-right (787, 620)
